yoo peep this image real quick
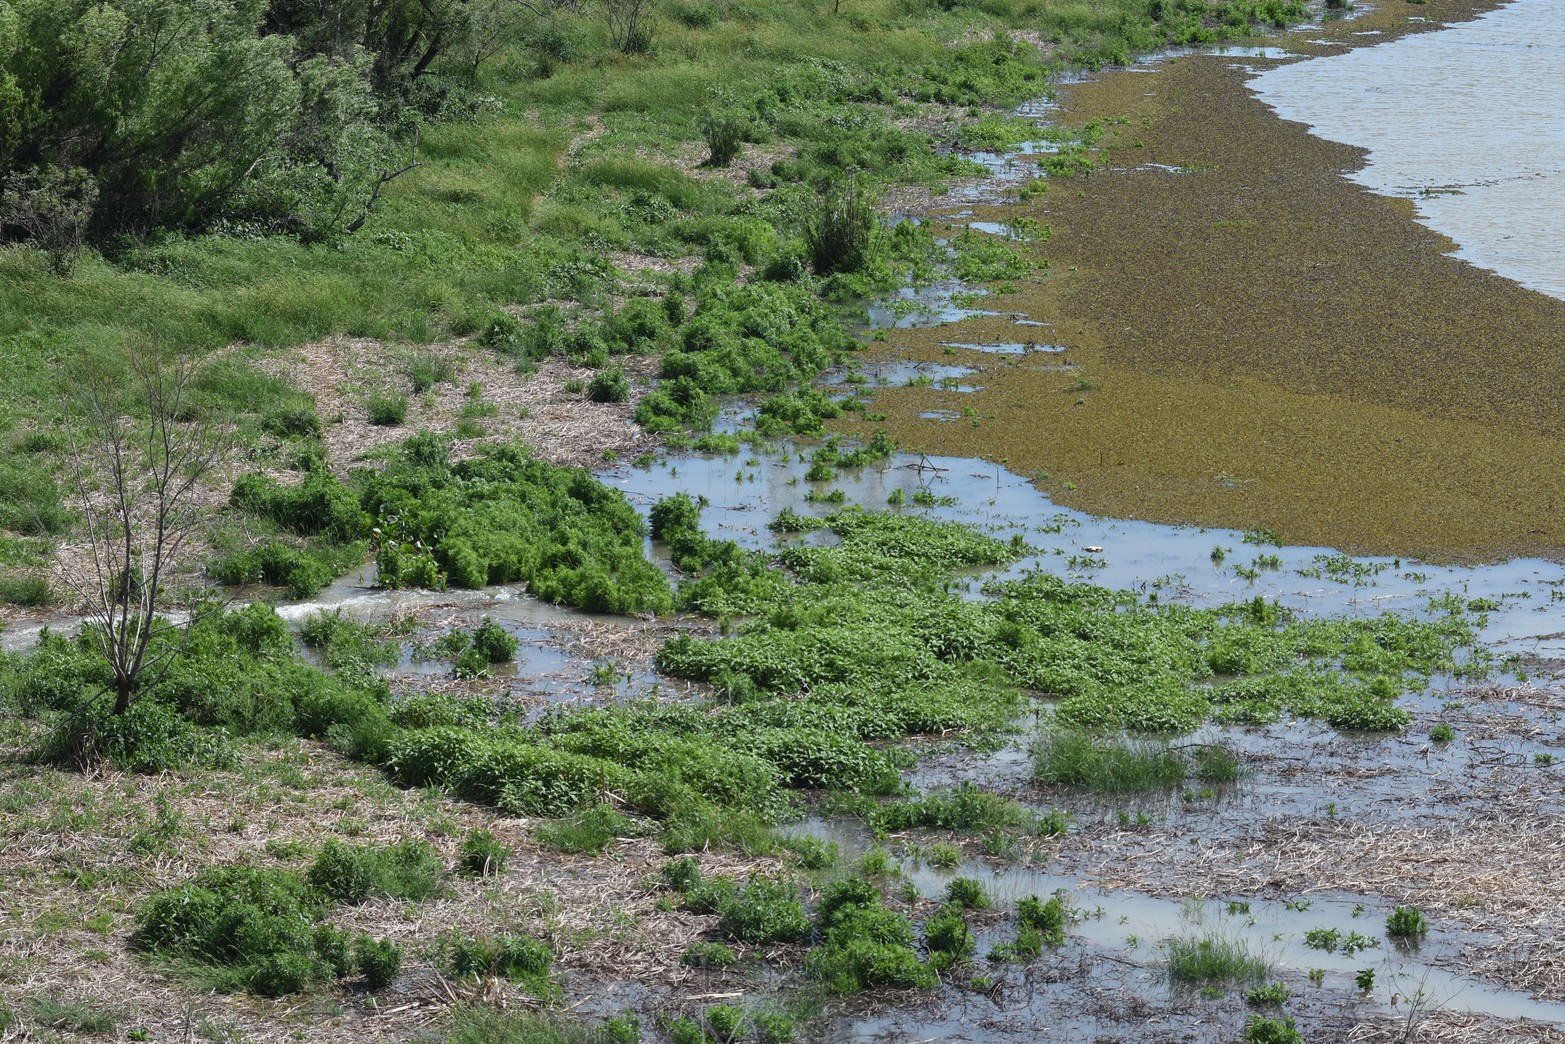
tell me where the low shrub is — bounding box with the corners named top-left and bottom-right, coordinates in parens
top-left (353, 935), bottom-right (403, 989)
top-left (681, 941), bottom-right (738, 968)
top-left (1164, 933), bottom-right (1268, 987)
top-left (457, 828), bottom-right (510, 877)
top-left (536, 804), bottom-right (637, 856)
top-left (715, 879), bottom-right (809, 945)
top-left (1386, 906), bottom-right (1429, 939)
top-left (306, 839), bottom-right (444, 904)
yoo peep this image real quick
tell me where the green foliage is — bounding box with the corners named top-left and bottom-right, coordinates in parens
top-left (17, 993), bottom-right (116, 1034)
top-left (805, 178), bottom-right (875, 276)
top-left (1244, 1015), bottom-right (1303, 1044)
top-left (1385, 906), bottom-right (1429, 939)
top-left (445, 934), bottom-right (557, 997)
top-left (1164, 934), bottom-right (1268, 986)
top-left (944, 877), bottom-right (990, 910)
top-left (1245, 982), bottom-right (1290, 1006)
top-left (441, 1008), bottom-right (640, 1044)
top-left (353, 935), bottom-right (403, 989)
top-left (806, 880), bottom-right (935, 993)
top-left (364, 441), bottom-right (673, 615)
top-left (700, 110), bottom-right (749, 167)
top-left (715, 878), bottom-right (809, 945)
top-left (586, 367), bottom-right (631, 403)
top-left (536, 804), bottom-right (637, 855)
top-left (306, 839), bottom-right (444, 904)
top-left (924, 905), bottom-right (975, 967)
top-left (1033, 732), bottom-right (1189, 793)
top-left (458, 828), bottom-right (511, 877)
top-left (136, 864), bottom-right (331, 995)
top-left (681, 941), bottom-right (738, 968)
top-left (368, 393), bottom-right (409, 426)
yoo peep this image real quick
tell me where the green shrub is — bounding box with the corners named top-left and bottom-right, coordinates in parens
top-left (354, 935), bottom-right (403, 989)
top-left (681, 941), bottom-right (738, 968)
top-left (716, 879), bottom-right (809, 944)
top-left (586, 368), bottom-right (631, 403)
top-left (1244, 1015), bottom-right (1303, 1044)
top-left (536, 804), bottom-right (637, 856)
top-left (306, 839), bottom-right (444, 904)
top-left (1246, 982), bottom-right (1290, 1006)
top-left (1033, 731), bottom-right (1189, 793)
top-left (1386, 906), bottom-right (1429, 939)
top-left (700, 110), bottom-right (747, 167)
top-left (924, 906), bottom-right (974, 967)
top-left (1017, 893), bottom-right (1067, 947)
top-left (446, 933), bottom-right (554, 995)
top-left (136, 865), bottom-right (335, 996)
top-left (367, 393), bottom-right (408, 426)
top-left (944, 877), bottom-right (990, 910)
top-left (806, 899), bottom-right (935, 993)
top-left (1164, 934), bottom-right (1268, 986)
top-left (805, 178), bottom-right (875, 276)
top-left (458, 828), bottom-right (510, 877)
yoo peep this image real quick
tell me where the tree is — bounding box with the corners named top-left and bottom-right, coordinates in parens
top-left (59, 349), bottom-right (228, 715)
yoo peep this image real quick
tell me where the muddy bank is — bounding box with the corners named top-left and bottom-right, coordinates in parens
top-left (843, 0), bottom-right (1565, 564)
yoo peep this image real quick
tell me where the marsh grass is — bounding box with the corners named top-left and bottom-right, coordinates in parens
top-left (1033, 731), bottom-right (1190, 794)
top-left (1165, 933), bottom-right (1268, 987)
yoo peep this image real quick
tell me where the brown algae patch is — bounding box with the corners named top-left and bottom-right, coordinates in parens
top-left (839, 0), bottom-right (1565, 563)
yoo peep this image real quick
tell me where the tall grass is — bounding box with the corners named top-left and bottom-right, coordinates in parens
top-left (1033, 731), bottom-right (1189, 794)
top-left (1165, 933), bottom-right (1269, 986)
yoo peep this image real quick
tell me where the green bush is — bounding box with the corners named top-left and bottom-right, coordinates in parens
top-left (446, 934), bottom-right (554, 996)
top-left (136, 865), bottom-right (331, 995)
top-left (1033, 732), bottom-right (1189, 794)
top-left (457, 828), bottom-right (510, 877)
top-left (1244, 1015), bottom-right (1303, 1044)
top-left (681, 941), bottom-right (738, 968)
top-left (924, 906), bottom-right (974, 967)
top-left (354, 935), bottom-right (403, 989)
top-left (944, 877), bottom-right (990, 910)
top-left (700, 110), bottom-right (748, 167)
top-left (586, 368), bottom-right (631, 403)
top-left (1386, 906), bottom-right (1429, 939)
top-left (716, 879), bottom-right (809, 944)
top-left (306, 839), bottom-right (444, 904)
top-left (805, 179), bottom-right (875, 276)
top-left (536, 804), bottom-right (637, 856)
top-left (806, 897), bottom-right (935, 993)
top-left (367, 393), bottom-right (409, 426)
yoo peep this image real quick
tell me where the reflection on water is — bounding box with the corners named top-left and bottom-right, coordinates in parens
top-left (1252, 0), bottom-right (1565, 299)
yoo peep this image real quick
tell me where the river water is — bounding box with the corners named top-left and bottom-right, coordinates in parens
top-left (1251, 0), bottom-right (1565, 300)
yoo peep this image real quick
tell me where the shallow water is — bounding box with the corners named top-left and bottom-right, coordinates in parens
top-left (603, 444), bottom-right (1565, 660)
top-left (792, 816), bottom-right (1565, 1028)
top-left (1252, 0), bottom-right (1565, 299)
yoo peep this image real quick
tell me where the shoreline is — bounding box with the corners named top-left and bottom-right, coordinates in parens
top-left (840, 0), bottom-right (1565, 565)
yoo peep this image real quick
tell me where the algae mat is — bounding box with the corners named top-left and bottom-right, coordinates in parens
top-left (845, 0), bottom-right (1565, 564)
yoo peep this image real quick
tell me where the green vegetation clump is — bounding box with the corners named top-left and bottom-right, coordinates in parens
top-left (681, 942), bottom-right (738, 968)
top-left (136, 858), bottom-right (416, 996)
top-left (1164, 934), bottom-right (1268, 987)
top-left (1385, 906), bottom-right (1429, 939)
top-left (1244, 1015), bottom-right (1304, 1044)
top-left (306, 838), bottom-right (444, 904)
top-left (458, 828), bottom-right (511, 877)
top-left (806, 878), bottom-right (936, 993)
top-left (445, 933), bottom-right (556, 997)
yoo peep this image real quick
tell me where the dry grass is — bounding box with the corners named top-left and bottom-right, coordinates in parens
top-left (260, 336), bottom-right (660, 474)
top-left (0, 744), bottom-right (783, 1043)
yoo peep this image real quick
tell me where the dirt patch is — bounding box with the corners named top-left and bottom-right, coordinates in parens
top-left (260, 335), bottom-right (660, 472)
